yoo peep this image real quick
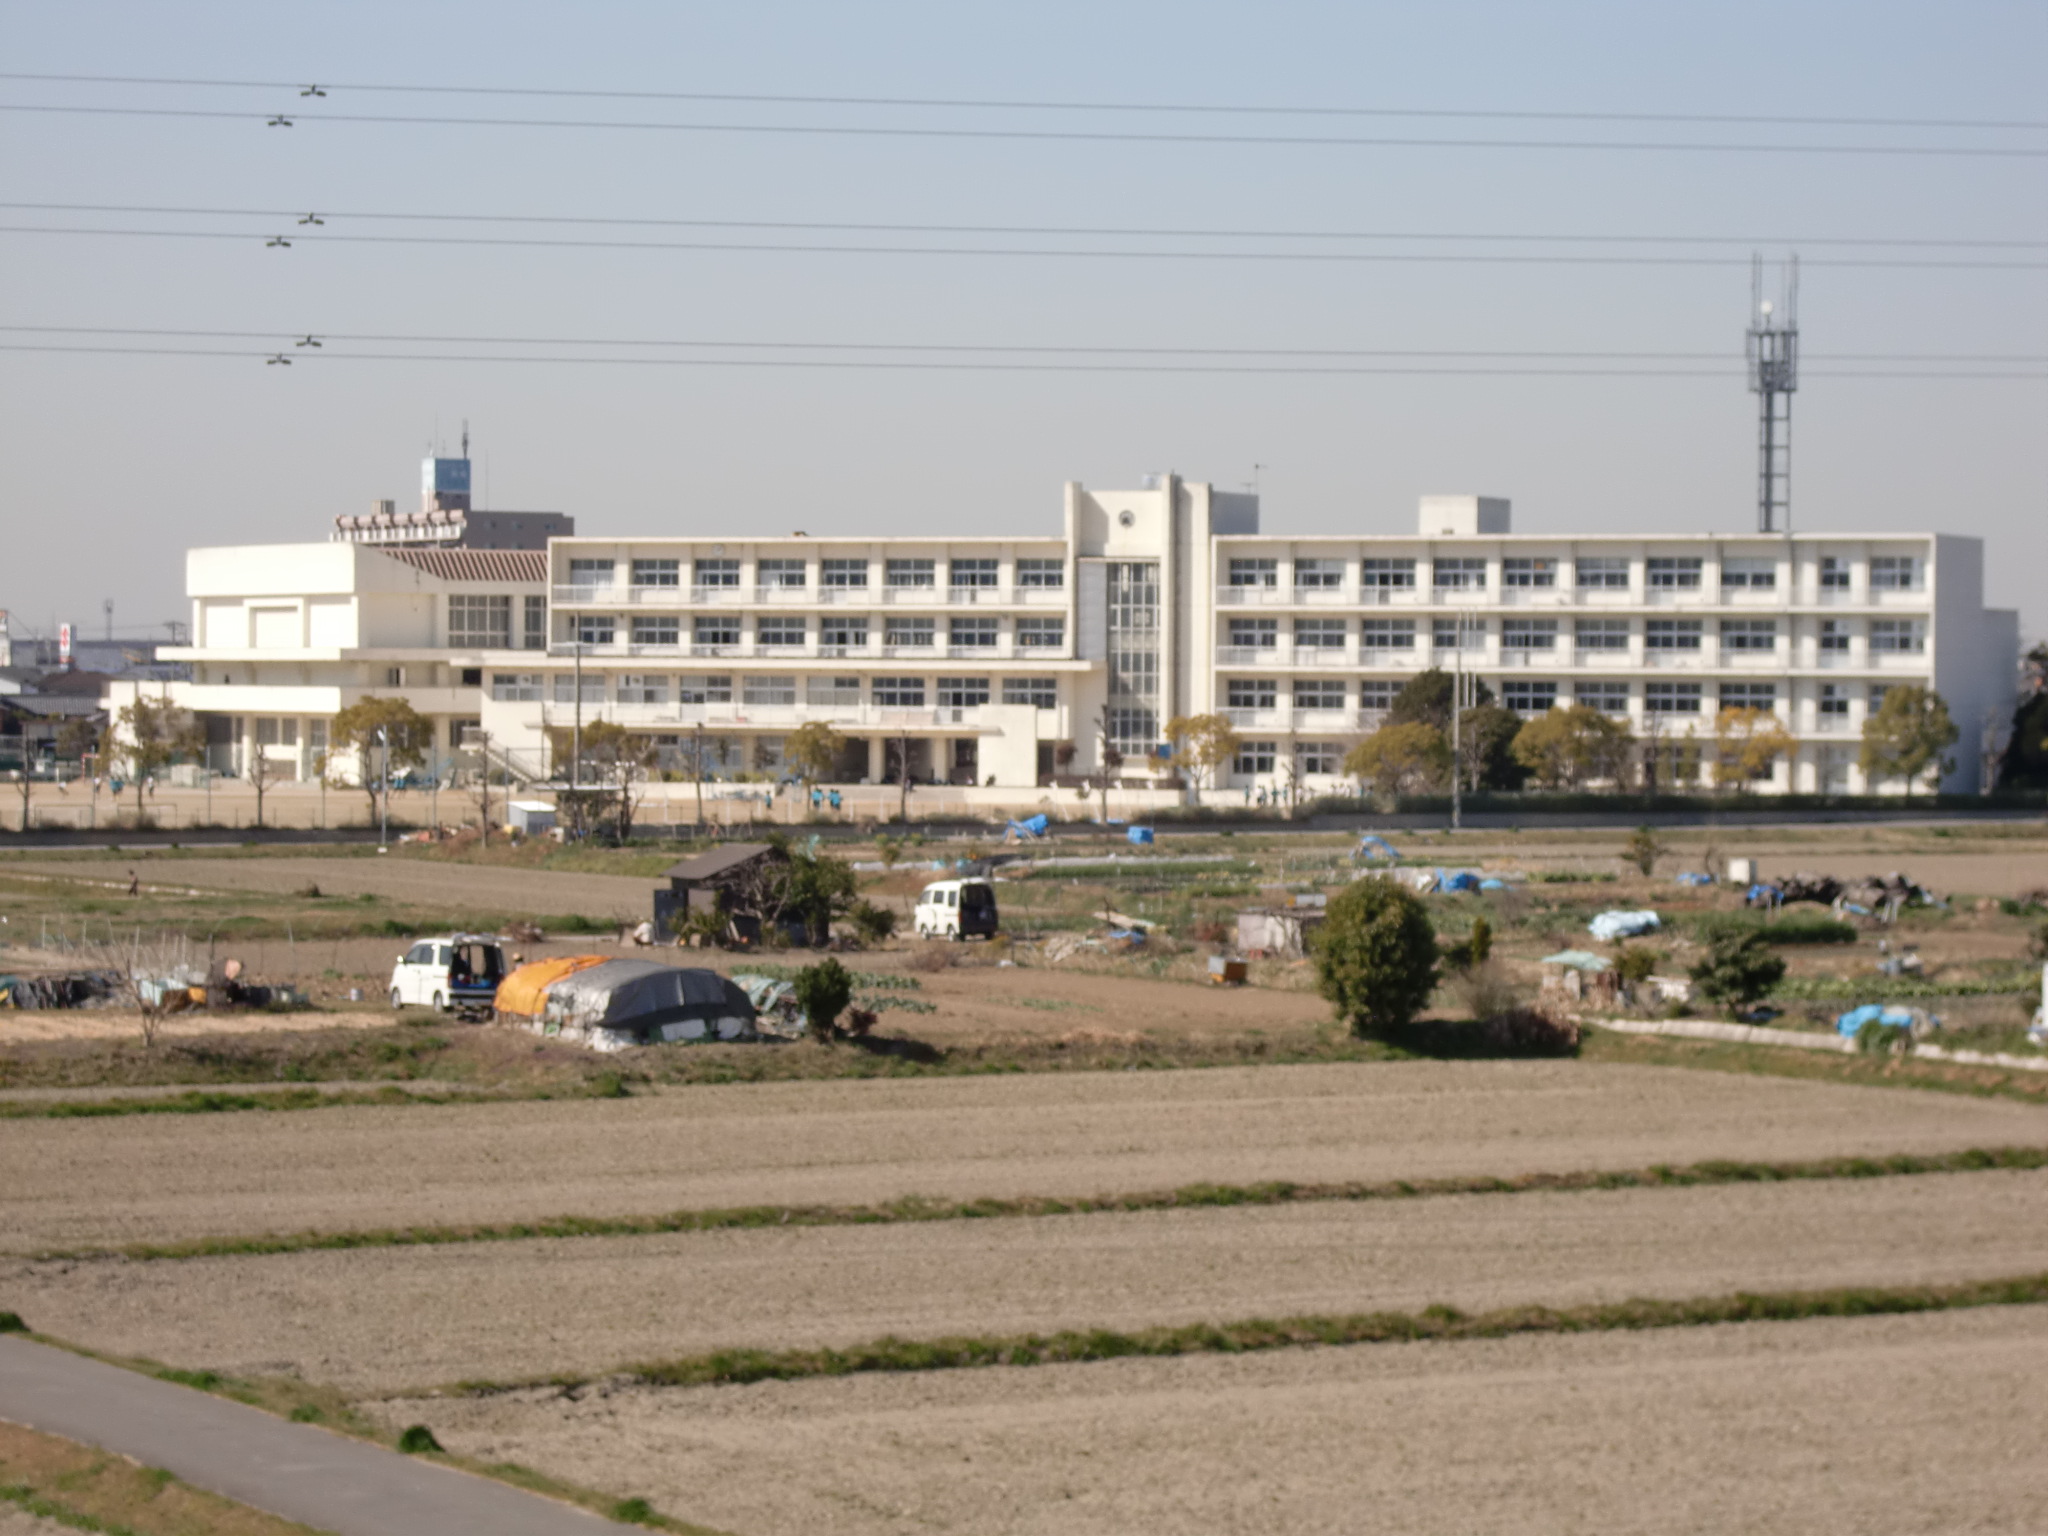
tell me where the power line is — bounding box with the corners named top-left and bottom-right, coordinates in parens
top-left (5, 101), bottom-right (2047, 157)
top-left (3, 70), bottom-right (2044, 133)
top-left (6, 201), bottom-right (2044, 250)
top-left (3, 325), bottom-right (2041, 364)
top-left (4, 225), bottom-right (2045, 270)
top-left (3, 341), bottom-right (2041, 379)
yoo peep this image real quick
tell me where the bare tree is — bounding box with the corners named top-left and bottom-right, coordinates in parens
top-left (1093, 704), bottom-right (1123, 829)
top-left (248, 749), bottom-right (290, 829)
top-left (82, 931), bottom-right (199, 1051)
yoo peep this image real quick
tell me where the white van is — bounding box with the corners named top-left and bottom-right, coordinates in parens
top-left (389, 934), bottom-right (508, 1012)
top-left (913, 879), bottom-right (998, 941)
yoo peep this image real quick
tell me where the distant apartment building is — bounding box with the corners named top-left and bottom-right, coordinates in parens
top-left (111, 460), bottom-right (2018, 796)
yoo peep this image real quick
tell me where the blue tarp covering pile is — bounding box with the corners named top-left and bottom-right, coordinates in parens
top-left (1008, 814), bottom-right (1050, 840)
top-left (1127, 826), bottom-right (1155, 846)
top-left (1835, 1003), bottom-right (1935, 1038)
top-left (1355, 835), bottom-right (1400, 862)
top-left (1674, 871), bottom-right (1715, 887)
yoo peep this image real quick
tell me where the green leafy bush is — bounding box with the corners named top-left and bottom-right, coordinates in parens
top-left (1310, 877), bottom-right (1440, 1040)
top-left (848, 899), bottom-right (897, 945)
top-left (1612, 945), bottom-right (1659, 986)
top-left (397, 1425), bottom-right (443, 1454)
top-left (1695, 912), bottom-right (1855, 946)
top-left (794, 958), bottom-right (856, 1041)
top-left (1688, 931), bottom-right (1787, 1015)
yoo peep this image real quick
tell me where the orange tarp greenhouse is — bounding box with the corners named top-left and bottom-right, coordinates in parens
top-left (494, 955), bottom-right (610, 1018)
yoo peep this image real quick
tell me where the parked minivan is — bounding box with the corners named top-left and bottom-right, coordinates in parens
top-left (913, 879), bottom-right (998, 941)
top-left (389, 934), bottom-right (508, 1012)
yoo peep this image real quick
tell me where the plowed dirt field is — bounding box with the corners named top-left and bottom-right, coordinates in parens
top-left (9, 1169), bottom-right (2046, 1395)
top-left (382, 1305), bottom-right (2048, 1536)
top-left (9, 1061), bottom-right (2047, 1251)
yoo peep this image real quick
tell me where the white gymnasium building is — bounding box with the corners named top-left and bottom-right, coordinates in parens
top-left (112, 458), bottom-right (2019, 800)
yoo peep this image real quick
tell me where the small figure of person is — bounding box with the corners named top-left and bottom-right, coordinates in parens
top-left (126, 869), bottom-right (140, 897)
top-left (828, 788), bottom-right (842, 813)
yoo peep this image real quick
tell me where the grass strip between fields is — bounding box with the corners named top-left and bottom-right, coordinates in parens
top-left (34, 1144), bottom-right (2048, 1265)
top-left (449, 1271), bottom-right (2048, 1397)
top-left (0, 1083), bottom-right (616, 1120)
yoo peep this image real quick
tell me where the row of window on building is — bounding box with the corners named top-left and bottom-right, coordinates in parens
top-left (566, 613), bottom-right (1068, 650)
top-left (1224, 554), bottom-right (1921, 592)
top-left (1222, 615), bottom-right (1926, 653)
top-left (449, 595), bottom-right (549, 650)
top-left (564, 556), bottom-right (1068, 590)
top-left (1218, 677), bottom-right (1891, 719)
top-left (490, 673), bottom-right (1062, 709)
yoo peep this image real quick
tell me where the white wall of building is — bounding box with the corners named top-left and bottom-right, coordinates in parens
top-left (121, 482), bottom-right (2016, 801)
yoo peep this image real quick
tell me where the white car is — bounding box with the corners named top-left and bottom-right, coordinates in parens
top-left (913, 879), bottom-right (998, 941)
top-left (389, 934), bottom-right (507, 1012)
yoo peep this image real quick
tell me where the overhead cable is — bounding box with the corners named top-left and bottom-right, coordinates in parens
top-left (2, 342), bottom-right (2040, 379)
top-left (2, 102), bottom-right (2046, 157)
top-left (2, 70), bottom-right (2044, 133)
top-left (1, 225), bottom-right (2043, 270)
top-left (4, 201), bottom-right (2043, 250)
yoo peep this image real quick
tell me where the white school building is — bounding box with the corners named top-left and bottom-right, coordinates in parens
top-left (112, 465), bottom-right (2019, 801)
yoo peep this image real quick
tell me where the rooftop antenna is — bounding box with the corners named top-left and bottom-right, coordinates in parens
top-left (1746, 252), bottom-right (1799, 535)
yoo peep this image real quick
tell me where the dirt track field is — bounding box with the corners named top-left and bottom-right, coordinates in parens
top-left (383, 1305), bottom-right (2048, 1536)
top-left (8, 1061), bottom-right (2047, 1252)
top-left (10, 1169), bottom-right (2046, 1395)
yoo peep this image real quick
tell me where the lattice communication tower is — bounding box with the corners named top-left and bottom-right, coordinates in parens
top-left (1746, 254), bottom-right (1800, 534)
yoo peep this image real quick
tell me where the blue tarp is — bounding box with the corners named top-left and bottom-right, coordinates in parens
top-left (1355, 835), bottom-right (1400, 861)
top-left (1127, 826), bottom-right (1155, 846)
top-left (1008, 814), bottom-right (1050, 839)
top-left (1589, 909), bottom-right (1662, 941)
top-left (1479, 877), bottom-right (1508, 891)
top-left (1439, 870), bottom-right (1481, 893)
top-left (1835, 1003), bottom-right (1930, 1038)
top-left (1675, 871), bottom-right (1715, 887)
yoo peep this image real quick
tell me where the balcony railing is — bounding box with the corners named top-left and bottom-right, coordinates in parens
top-left (551, 583), bottom-right (1064, 608)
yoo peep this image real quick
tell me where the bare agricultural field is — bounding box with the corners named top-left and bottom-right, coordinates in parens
top-left (6, 1061), bottom-right (2046, 1253)
top-left (384, 1304), bottom-right (2048, 1536)
top-left (10, 1169), bottom-right (2047, 1396)
top-left (1, 854), bottom-right (661, 920)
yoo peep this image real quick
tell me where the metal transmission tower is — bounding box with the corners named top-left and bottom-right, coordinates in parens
top-left (1746, 254), bottom-right (1800, 534)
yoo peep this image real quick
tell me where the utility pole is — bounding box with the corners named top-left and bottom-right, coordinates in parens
top-left (897, 730), bottom-right (911, 824)
top-left (377, 726), bottom-right (389, 850)
top-left (692, 722), bottom-right (705, 834)
top-left (570, 640), bottom-right (583, 792)
top-left (473, 728), bottom-right (491, 845)
top-left (1450, 614), bottom-right (1465, 831)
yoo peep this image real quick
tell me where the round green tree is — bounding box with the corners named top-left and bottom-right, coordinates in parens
top-left (1311, 877), bottom-right (1441, 1039)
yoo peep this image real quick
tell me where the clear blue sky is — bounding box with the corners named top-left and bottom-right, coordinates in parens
top-left (2, 1), bottom-right (2043, 643)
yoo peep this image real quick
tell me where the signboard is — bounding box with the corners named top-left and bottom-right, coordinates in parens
top-left (58, 622), bottom-right (72, 665)
top-left (422, 457), bottom-right (472, 495)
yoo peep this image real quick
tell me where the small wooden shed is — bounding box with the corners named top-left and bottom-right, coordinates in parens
top-left (652, 843), bottom-right (787, 942)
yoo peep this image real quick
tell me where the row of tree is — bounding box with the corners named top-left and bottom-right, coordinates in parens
top-left (1164, 668), bottom-right (1963, 801)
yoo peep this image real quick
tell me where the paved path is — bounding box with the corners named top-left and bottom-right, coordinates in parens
top-left (0, 1336), bottom-right (643, 1536)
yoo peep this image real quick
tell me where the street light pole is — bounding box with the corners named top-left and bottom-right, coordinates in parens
top-left (378, 725), bottom-right (389, 850)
